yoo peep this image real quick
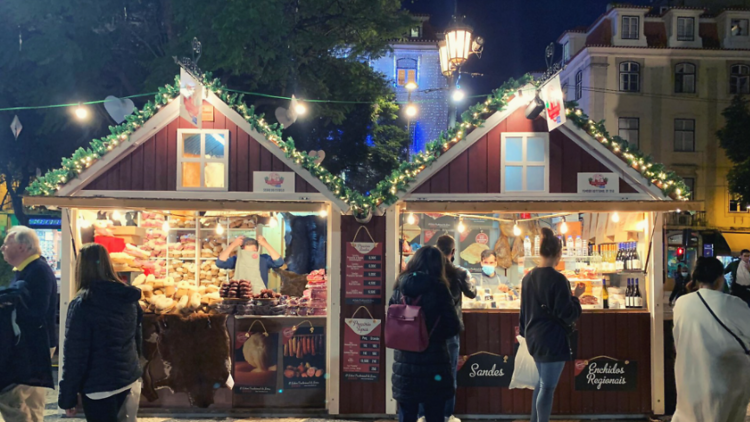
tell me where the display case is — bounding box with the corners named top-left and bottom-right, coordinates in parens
top-left (518, 255), bottom-right (604, 309)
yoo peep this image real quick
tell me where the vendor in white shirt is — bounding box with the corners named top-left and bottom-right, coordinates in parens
top-left (474, 250), bottom-right (515, 292)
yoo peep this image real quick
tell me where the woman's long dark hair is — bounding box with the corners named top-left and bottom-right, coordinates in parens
top-left (76, 243), bottom-right (123, 299)
top-left (395, 245), bottom-right (450, 290)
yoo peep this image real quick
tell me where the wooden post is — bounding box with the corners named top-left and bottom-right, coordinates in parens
top-left (649, 212), bottom-right (666, 415)
top-left (58, 208), bottom-right (78, 389)
top-left (327, 205), bottom-right (342, 414)
top-left (384, 204), bottom-right (400, 415)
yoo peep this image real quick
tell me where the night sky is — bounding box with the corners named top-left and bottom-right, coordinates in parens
top-left (404, 0), bottom-right (652, 96)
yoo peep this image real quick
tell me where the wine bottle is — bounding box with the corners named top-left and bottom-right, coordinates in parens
top-left (634, 278), bottom-right (643, 308)
top-left (624, 243), bottom-right (632, 271)
top-left (615, 244), bottom-right (623, 271)
top-left (631, 243), bottom-right (641, 271)
top-left (602, 278), bottom-right (609, 309)
top-left (625, 278), bottom-right (632, 308)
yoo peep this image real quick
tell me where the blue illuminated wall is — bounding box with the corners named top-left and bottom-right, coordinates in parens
top-left (370, 44), bottom-right (449, 154)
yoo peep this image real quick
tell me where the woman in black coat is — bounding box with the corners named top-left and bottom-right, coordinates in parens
top-left (59, 243), bottom-right (143, 422)
top-left (389, 246), bottom-right (461, 422)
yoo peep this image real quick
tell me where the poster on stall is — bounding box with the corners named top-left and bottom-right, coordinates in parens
top-left (253, 171), bottom-right (295, 193)
top-left (282, 325), bottom-right (326, 390)
top-left (179, 68), bottom-right (202, 128)
top-left (345, 241), bottom-right (383, 305)
top-left (574, 357), bottom-right (637, 391)
top-left (421, 213), bottom-right (456, 247)
top-left (233, 320), bottom-right (279, 394)
top-left (343, 311), bottom-right (381, 382)
top-left (540, 74), bottom-right (565, 131)
top-left (577, 173), bottom-right (619, 195)
top-left (458, 218), bottom-right (495, 273)
top-left (457, 352), bottom-right (514, 388)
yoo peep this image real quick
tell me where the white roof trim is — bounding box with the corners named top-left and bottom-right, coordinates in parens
top-left (376, 86), bottom-right (533, 213)
top-left (50, 90), bottom-right (348, 212)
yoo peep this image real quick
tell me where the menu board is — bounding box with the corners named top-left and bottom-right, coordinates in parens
top-left (574, 357), bottom-right (637, 391)
top-left (345, 242), bottom-right (383, 305)
top-left (343, 318), bottom-right (382, 382)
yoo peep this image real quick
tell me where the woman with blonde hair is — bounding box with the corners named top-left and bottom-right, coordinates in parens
top-left (59, 243), bottom-right (142, 422)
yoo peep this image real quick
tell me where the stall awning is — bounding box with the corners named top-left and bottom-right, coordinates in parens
top-left (23, 195), bottom-right (327, 213)
top-left (721, 232), bottom-right (750, 254)
top-left (402, 200), bottom-right (703, 213)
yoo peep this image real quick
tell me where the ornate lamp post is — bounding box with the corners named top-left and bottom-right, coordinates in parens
top-left (441, 16), bottom-right (483, 128)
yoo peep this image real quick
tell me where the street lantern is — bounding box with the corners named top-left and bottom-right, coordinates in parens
top-left (438, 40), bottom-right (454, 77)
top-left (444, 16), bottom-right (473, 67)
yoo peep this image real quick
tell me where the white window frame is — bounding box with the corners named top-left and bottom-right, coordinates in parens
top-left (575, 70), bottom-right (583, 100)
top-left (622, 16), bottom-right (640, 40)
top-left (676, 17), bottom-right (695, 41)
top-left (177, 128), bottom-right (230, 191)
top-left (730, 64), bottom-right (750, 94)
top-left (619, 61), bottom-right (640, 92)
top-left (618, 117), bottom-right (640, 149)
top-left (563, 42), bottom-right (570, 63)
top-left (675, 63), bottom-right (696, 94)
top-left (501, 132), bottom-right (549, 194)
top-left (674, 119), bottom-right (695, 152)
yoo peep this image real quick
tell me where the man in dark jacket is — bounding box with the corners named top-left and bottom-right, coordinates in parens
top-left (0, 226), bottom-right (57, 422)
top-left (415, 235), bottom-right (476, 422)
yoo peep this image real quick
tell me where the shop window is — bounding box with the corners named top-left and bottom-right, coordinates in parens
top-left (674, 119), bottom-right (695, 152)
top-left (410, 26), bottom-right (421, 38)
top-left (730, 64), bottom-right (750, 94)
top-left (729, 193), bottom-right (749, 213)
top-left (731, 19), bottom-right (749, 36)
top-left (676, 17), bottom-right (695, 41)
top-left (675, 63), bottom-right (696, 93)
top-left (619, 62), bottom-right (640, 92)
top-left (618, 117), bottom-right (639, 148)
top-left (622, 16), bottom-right (640, 39)
top-left (501, 133), bottom-right (549, 193)
top-left (177, 129), bottom-right (229, 190)
top-left (575, 70), bottom-right (583, 100)
top-left (396, 58), bottom-right (417, 87)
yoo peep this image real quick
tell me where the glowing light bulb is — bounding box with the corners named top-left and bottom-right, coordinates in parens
top-left (294, 102), bottom-right (307, 116)
top-left (79, 218), bottom-right (92, 229)
top-left (319, 207), bottom-right (328, 218)
top-left (216, 223), bottom-right (224, 235)
top-left (611, 212), bottom-right (620, 223)
top-left (405, 103), bottom-right (418, 118)
top-left (675, 208), bottom-right (681, 213)
top-left (560, 221), bottom-right (568, 234)
top-left (268, 214), bottom-right (278, 228)
top-left (513, 223), bottom-right (521, 236)
top-left (112, 210), bottom-right (121, 221)
top-left (457, 219), bottom-right (465, 233)
top-left (162, 220), bottom-right (170, 232)
top-left (404, 81), bottom-right (418, 91)
top-left (75, 104), bottom-right (88, 120)
top-left (452, 88), bottom-right (465, 102)
top-left (407, 213), bottom-right (416, 225)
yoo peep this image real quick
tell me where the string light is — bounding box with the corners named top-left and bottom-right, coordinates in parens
top-left (513, 223), bottom-right (521, 236)
top-left (319, 206), bottom-right (328, 218)
top-left (294, 101), bottom-right (307, 116)
top-left (267, 213), bottom-right (278, 228)
top-left (112, 210), bottom-right (122, 221)
top-left (78, 218), bottom-right (92, 229)
top-left (216, 223), bottom-right (224, 235)
top-left (611, 212), bottom-right (620, 223)
top-left (457, 218), bottom-right (465, 233)
top-left (162, 220), bottom-right (170, 232)
top-left (560, 221), bottom-right (568, 234)
top-left (407, 213), bottom-right (416, 225)
top-left (74, 104), bottom-right (88, 120)
top-left (405, 103), bottom-right (418, 118)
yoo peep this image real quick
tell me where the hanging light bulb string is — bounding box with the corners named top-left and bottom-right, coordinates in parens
top-left (0, 92), bottom-right (159, 112)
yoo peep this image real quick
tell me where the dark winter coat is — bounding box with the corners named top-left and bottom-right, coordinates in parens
top-left (389, 272), bottom-right (461, 403)
top-left (519, 267), bottom-right (582, 363)
top-left (448, 265), bottom-right (477, 331)
top-left (58, 280), bottom-right (143, 410)
top-left (0, 257), bottom-right (58, 390)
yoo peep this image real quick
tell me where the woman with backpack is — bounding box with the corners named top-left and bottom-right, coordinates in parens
top-left (519, 228), bottom-right (583, 422)
top-left (58, 243), bottom-right (143, 422)
top-left (389, 246), bottom-right (461, 422)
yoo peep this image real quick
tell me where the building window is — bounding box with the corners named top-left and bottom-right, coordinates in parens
top-left (675, 63), bottom-right (696, 93)
top-left (410, 26), bottom-right (421, 38)
top-left (731, 19), bottom-right (749, 36)
top-left (396, 58), bottom-right (417, 87)
top-left (563, 42), bottom-right (570, 63)
top-left (674, 119), bottom-right (695, 152)
top-left (729, 194), bottom-right (749, 213)
top-left (619, 61), bottom-right (640, 92)
top-left (502, 133), bottom-right (549, 193)
top-left (622, 16), bottom-right (640, 39)
top-left (676, 17), bottom-right (695, 41)
top-left (575, 70), bottom-right (583, 100)
top-left (618, 117), bottom-right (639, 148)
top-left (177, 129), bottom-right (229, 190)
top-left (682, 177), bottom-right (695, 199)
top-left (730, 64), bottom-right (750, 94)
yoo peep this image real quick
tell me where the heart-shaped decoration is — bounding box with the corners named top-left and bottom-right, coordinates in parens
top-left (308, 150), bottom-right (325, 165)
top-left (104, 95), bottom-right (136, 124)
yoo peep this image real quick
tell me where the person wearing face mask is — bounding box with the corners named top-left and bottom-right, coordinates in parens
top-left (670, 264), bottom-right (690, 307)
top-left (476, 250), bottom-right (515, 293)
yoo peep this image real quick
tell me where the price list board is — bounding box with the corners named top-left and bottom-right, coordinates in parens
top-left (343, 318), bottom-right (382, 382)
top-left (345, 242), bottom-right (383, 305)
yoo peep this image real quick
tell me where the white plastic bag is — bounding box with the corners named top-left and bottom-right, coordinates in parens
top-left (509, 335), bottom-right (539, 389)
top-left (117, 380), bottom-right (141, 422)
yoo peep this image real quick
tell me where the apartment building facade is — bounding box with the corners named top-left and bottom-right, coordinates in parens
top-left (557, 4), bottom-right (750, 255)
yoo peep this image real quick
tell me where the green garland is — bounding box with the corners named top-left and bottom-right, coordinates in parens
top-left (27, 72), bottom-right (689, 216)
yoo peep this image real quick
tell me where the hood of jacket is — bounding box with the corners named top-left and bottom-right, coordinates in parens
top-left (83, 280), bottom-right (141, 310)
top-left (398, 271), bottom-right (444, 298)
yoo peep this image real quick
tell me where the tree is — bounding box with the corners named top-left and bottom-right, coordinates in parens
top-left (718, 94), bottom-right (750, 204)
top-left (0, 0), bottom-right (416, 215)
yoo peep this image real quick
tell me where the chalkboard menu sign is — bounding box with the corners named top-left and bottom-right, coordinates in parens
top-left (456, 352), bottom-right (514, 388)
top-left (574, 357), bottom-right (637, 391)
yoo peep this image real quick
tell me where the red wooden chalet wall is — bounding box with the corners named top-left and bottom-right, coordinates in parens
top-left (82, 103), bottom-right (319, 193)
top-left (412, 108), bottom-right (638, 195)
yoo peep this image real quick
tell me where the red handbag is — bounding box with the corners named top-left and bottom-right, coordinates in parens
top-left (385, 295), bottom-right (439, 352)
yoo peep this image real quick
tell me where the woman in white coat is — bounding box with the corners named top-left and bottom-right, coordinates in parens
top-left (673, 257), bottom-right (750, 422)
